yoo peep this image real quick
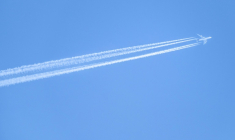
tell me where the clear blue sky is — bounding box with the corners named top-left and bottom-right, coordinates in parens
top-left (0, 0), bottom-right (235, 140)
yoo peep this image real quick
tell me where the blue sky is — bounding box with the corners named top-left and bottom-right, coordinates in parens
top-left (0, 0), bottom-right (235, 140)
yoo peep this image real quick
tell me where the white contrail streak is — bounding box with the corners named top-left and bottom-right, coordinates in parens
top-left (0, 43), bottom-right (199, 87)
top-left (0, 37), bottom-right (196, 77)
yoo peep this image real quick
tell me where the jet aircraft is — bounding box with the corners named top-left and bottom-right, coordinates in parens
top-left (197, 34), bottom-right (212, 45)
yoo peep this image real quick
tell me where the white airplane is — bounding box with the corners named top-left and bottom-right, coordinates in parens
top-left (197, 34), bottom-right (212, 45)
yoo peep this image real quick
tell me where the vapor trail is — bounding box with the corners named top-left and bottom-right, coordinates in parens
top-left (0, 43), bottom-right (199, 87)
top-left (0, 37), bottom-right (196, 77)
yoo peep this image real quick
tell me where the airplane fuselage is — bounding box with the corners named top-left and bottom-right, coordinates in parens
top-left (199, 37), bottom-right (212, 41)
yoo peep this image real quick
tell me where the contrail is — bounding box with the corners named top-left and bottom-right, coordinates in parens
top-left (0, 37), bottom-right (196, 77)
top-left (0, 43), bottom-right (199, 87)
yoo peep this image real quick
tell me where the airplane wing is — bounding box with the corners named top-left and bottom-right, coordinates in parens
top-left (197, 34), bottom-right (204, 38)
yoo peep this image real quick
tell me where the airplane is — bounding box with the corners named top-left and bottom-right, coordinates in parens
top-left (197, 34), bottom-right (212, 45)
